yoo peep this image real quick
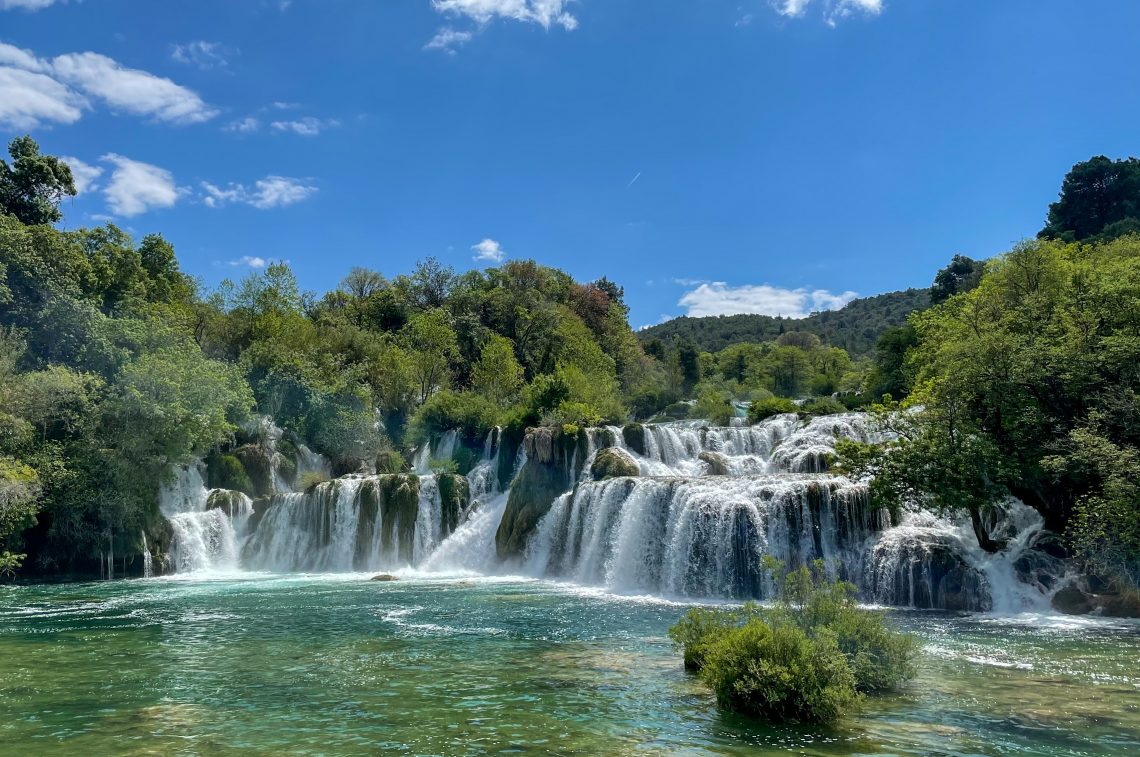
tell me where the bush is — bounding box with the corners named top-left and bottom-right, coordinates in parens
top-left (747, 396), bottom-right (799, 423)
top-left (410, 390), bottom-right (500, 443)
top-left (297, 470), bottom-right (329, 492)
top-left (800, 396), bottom-right (847, 416)
top-left (669, 562), bottom-right (917, 724)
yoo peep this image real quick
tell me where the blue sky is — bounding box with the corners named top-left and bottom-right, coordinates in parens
top-left (2, 1), bottom-right (1138, 327)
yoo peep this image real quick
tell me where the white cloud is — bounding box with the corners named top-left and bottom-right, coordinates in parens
top-left (0, 64), bottom-right (86, 128)
top-left (770, 0), bottom-right (884, 25)
top-left (224, 116), bottom-right (261, 133)
top-left (171, 40), bottom-right (232, 70)
top-left (677, 282), bottom-right (858, 318)
top-left (270, 116), bottom-right (339, 136)
top-left (229, 256), bottom-right (267, 269)
top-left (60, 155), bottom-right (102, 195)
top-left (101, 153), bottom-right (181, 217)
top-left (425, 27), bottom-right (475, 53)
top-left (201, 176), bottom-right (317, 209)
top-left (472, 238), bottom-right (505, 262)
top-left (0, 0), bottom-right (62, 9)
top-left (431, 0), bottom-right (578, 30)
top-left (0, 42), bottom-right (216, 128)
top-left (53, 52), bottom-right (217, 123)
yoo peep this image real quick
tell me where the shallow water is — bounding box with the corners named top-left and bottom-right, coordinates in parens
top-left (1, 574), bottom-right (1137, 756)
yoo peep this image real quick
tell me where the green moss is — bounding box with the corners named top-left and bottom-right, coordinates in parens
top-left (590, 448), bottom-right (640, 480)
top-left (206, 452), bottom-right (255, 496)
top-left (376, 449), bottom-right (408, 474)
top-left (374, 475), bottom-right (420, 563)
top-left (233, 445), bottom-right (273, 497)
top-left (437, 473), bottom-right (470, 536)
top-left (622, 423), bottom-right (647, 456)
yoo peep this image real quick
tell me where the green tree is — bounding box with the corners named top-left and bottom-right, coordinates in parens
top-left (930, 254), bottom-right (984, 304)
top-left (1041, 156), bottom-right (1140, 242)
top-left (472, 334), bottom-right (523, 405)
top-left (0, 136), bottom-right (76, 226)
top-left (401, 309), bottom-right (459, 404)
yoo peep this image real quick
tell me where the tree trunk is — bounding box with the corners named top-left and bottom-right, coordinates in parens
top-left (969, 506), bottom-right (1004, 553)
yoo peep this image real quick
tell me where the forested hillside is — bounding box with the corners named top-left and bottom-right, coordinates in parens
top-left (639, 288), bottom-right (931, 357)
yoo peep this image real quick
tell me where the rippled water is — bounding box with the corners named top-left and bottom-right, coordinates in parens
top-left (1, 575), bottom-right (1137, 756)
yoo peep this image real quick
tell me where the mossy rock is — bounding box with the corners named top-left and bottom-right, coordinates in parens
top-left (358, 474), bottom-right (420, 564)
top-left (496, 457), bottom-right (571, 559)
top-left (699, 451), bottom-right (730, 476)
top-left (205, 489), bottom-right (248, 516)
top-left (206, 452), bottom-right (255, 496)
top-left (622, 423), bottom-right (647, 456)
top-left (371, 574), bottom-right (398, 582)
top-left (376, 450), bottom-right (408, 474)
top-left (437, 473), bottom-right (470, 537)
top-left (234, 445), bottom-right (274, 498)
top-left (1052, 584), bottom-right (1093, 615)
top-left (590, 448), bottom-right (640, 481)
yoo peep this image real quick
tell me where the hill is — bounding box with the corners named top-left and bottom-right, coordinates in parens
top-left (639, 288), bottom-right (931, 357)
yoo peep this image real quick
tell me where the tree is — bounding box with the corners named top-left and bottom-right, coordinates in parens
top-left (472, 334), bottom-right (523, 405)
top-left (0, 136), bottom-right (76, 226)
top-left (1041, 156), bottom-right (1140, 242)
top-left (401, 309), bottom-right (459, 404)
top-left (864, 325), bottom-right (917, 400)
top-left (930, 254), bottom-right (983, 304)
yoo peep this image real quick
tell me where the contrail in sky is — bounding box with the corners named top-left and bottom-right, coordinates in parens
top-left (626, 171), bottom-right (641, 188)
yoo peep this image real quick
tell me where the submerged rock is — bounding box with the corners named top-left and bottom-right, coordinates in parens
top-left (590, 448), bottom-right (639, 480)
top-left (370, 574), bottom-right (398, 582)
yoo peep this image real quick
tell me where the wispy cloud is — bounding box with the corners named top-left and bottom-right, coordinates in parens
top-left (171, 40), bottom-right (234, 70)
top-left (770, 0), bottom-right (884, 26)
top-left (427, 0), bottom-right (578, 52)
top-left (432, 0), bottom-right (578, 29)
top-left (424, 27), bottom-right (474, 54)
top-left (224, 116), bottom-right (261, 133)
top-left (0, 42), bottom-right (217, 129)
top-left (60, 155), bottom-right (102, 195)
top-left (677, 281), bottom-right (858, 318)
top-left (0, 0), bottom-right (63, 10)
top-left (201, 176), bottom-right (318, 209)
top-left (270, 116), bottom-right (339, 136)
top-left (101, 153), bottom-right (182, 217)
top-left (472, 238), bottom-right (505, 263)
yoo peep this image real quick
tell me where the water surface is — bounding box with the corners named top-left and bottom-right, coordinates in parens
top-left (1, 574), bottom-right (1137, 755)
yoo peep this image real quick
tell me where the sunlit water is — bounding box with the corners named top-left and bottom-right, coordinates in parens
top-left (1, 574), bottom-right (1137, 756)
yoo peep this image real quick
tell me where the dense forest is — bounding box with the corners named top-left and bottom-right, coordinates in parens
top-left (2, 135), bottom-right (1139, 597)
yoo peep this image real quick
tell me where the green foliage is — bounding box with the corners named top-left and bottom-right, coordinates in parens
top-left (930, 255), bottom-right (984, 305)
top-left (747, 396), bottom-right (798, 423)
top-left (410, 390), bottom-right (501, 443)
top-left (1041, 156), bottom-right (1140, 242)
top-left (800, 396), bottom-right (846, 416)
top-left (693, 388), bottom-right (734, 426)
top-left (0, 136), bottom-right (76, 226)
top-left (206, 453), bottom-right (254, 495)
top-left (669, 564), bottom-right (917, 724)
top-left (472, 334), bottom-right (523, 405)
top-left (297, 470), bottom-right (330, 492)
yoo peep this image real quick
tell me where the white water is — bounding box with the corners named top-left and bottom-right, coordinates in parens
top-left (161, 465), bottom-right (253, 574)
top-left (159, 414), bottom-right (1064, 611)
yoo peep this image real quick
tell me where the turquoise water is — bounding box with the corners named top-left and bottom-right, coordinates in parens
top-left (1, 574), bottom-right (1138, 756)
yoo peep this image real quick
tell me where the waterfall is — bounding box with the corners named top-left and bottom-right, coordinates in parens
top-left (161, 465), bottom-right (253, 574)
top-left (526, 476), bottom-right (880, 598)
top-left (141, 531), bottom-right (153, 578)
top-left (147, 411), bottom-right (1068, 613)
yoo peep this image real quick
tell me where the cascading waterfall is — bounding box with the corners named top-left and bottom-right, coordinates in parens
top-left (526, 476), bottom-right (883, 598)
top-left (161, 465), bottom-right (253, 573)
top-left (151, 412), bottom-right (1065, 612)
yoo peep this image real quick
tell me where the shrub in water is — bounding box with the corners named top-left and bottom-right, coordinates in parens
top-left (747, 396), bottom-right (799, 423)
top-left (669, 562), bottom-right (918, 724)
